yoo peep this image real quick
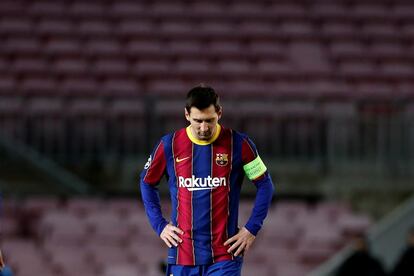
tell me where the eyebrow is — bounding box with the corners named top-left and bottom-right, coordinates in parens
top-left (192, 117), bottom-right (214, 122)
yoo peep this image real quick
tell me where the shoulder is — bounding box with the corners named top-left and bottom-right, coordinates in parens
top-left (228, 128), bottom-right (251, 142)
top-left (160, 128), bottom-right (186, 143)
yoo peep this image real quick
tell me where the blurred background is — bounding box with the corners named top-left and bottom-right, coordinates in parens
top-left (1, 0), bottom-right (414, 275)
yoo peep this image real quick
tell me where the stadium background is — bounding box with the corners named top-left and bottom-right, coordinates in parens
top-left (1, 0), bottom-right (414, 275)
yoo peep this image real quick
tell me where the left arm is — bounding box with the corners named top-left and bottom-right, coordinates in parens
top-left (224, 172), bottom-right (274, 256)
top-left (225, 135), bottom-right (275, 254)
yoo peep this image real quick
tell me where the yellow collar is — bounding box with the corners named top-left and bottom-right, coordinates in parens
top-left (186, 124), bottom-right (221, 145)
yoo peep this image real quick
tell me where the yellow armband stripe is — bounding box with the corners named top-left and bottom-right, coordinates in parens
top-left (243, 156), bottom-right (267, 180)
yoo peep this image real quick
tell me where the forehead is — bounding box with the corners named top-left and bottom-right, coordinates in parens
top-left (188, 105), bottom-right (217, 118)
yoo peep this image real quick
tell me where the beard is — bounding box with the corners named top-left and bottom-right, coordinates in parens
top-left (197, 130), bottom-right (212, 140)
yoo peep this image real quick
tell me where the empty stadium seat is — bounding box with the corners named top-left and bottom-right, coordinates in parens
top-left (37, 19), bottom-right (75, 37)
top-left (52, 58), bottom-right (88, 76)
top-left (84, 39), bottom-right (122, 58)
top-left (28, 2), bottom-right (65, 18)
top-left (19, 76), bottom-right (57, 95)
top-left (0, 18), bottom-right (33, 35)
top-left (3, 37), bottom-right (41, 56)
top-left (92, 58), bottom-right (129, 77)
top-left (44, 39), bottom-right (81, 57)
top-left (101, 263), bottom-right (145, 276)
top-left (78, 20), bottom-right (113, 38)
top-left (60, 77), bottom-right (99, 96)
top-left (101, 78), bottom-right (140, 96)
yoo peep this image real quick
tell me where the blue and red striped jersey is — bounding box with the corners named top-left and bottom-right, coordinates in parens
top-left (140, 125), bottom-right (274, 265)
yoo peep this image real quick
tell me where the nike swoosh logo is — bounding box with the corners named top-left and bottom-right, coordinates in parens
top-left (176, 156), bottom-right (190, 163)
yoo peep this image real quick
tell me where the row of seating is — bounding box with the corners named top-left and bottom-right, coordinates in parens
top-left (3, 39), bottom-right (411, 60)
top-left (0, 1), bottom-right (413, 103)
top-left (1, 197), bottom-right (372, 276)
top-left (1, 2), bottom-right (413, 20)
top-left (1, 20), bottom-right (413, 38)
top-left (1, 78), bottom-right (413, 99)
top-left (2, 57), bottom-right (412, 74)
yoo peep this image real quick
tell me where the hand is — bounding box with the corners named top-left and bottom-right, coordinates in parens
top-left (224, 227), bottom-right (256, 257)
top-left (160, 223), bottom-right (184, 248)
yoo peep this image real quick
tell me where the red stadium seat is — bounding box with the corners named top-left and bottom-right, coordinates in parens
top-left (381, 62), bottom-right (413, 78)
top-left (147, 79), bottom-right (188, 96)
top-left (37, 19), bottom-right (75, 37)
top-left (125, 39), bottom-right (163, 57)
top-left (338, 214), bottom-right (372, 238)
top-left (0, 75), bottom-right (16, 94)
top-left (66, 197), bottom-right (104, 216)
top-left (168, 40), bottom-right (203, 57)
top-left (11, 57), bottom-right (49, 75)
top-left (0, 18), bottom-right (33, 35)
top-left (4, 37), bottom-right (41, 56)
top-left (151, 2), bottom-right (186, 17)
top-left (111, 2), bottom-right (145, 18)
top-left (101, 263), bottom-right (144, 276)
top-left (310, 3), bottom-right (349, 20)
top-left (3, 239), bottom-right (54, 276)
top-left (160, 20), bottom-right (196, 37)
top-left (228, 2), bottom-right (265, 18)
top-left (216, 60), bottom-right (251, 76)
top-left (361, 23), bottom-right (399, 39)
top-left (101, 78), bottom-right (140, 96)
top-left (78, 20), bottom-right (113, 38)
top-left (68, 2), bottom-right (106, 18)
top-left (45, 244), bottom-right (95, 276)
top-left (0, 1), bottom-right (23, 17)
top-left (321, 22), bottom-right (356, 39)
top-left (248, 41), bottom-right (285, 59)
top-left (175, 59), bottom-right (212, 75)
top-left (60, 77), bottom-right (99, 96)
top-left (44, 39), bottom-right (81, 57)
top-left (92, 58), bottom-right (129, 77)
top-left (207, 40), bottom-right (245, 59)
top-left (52, 58), bottom-right (88, 76)
top-left (38, 210), bottom-right (88, 244)
top-left (199, 21), bottom-right (235, 38)
top-left (84, 39), bottom-right (122, 58)
top-left (87, 244), bottom-right (132, 267)
top-left (19, 76), bottom-right (57, 95)
top-left (190, 2), bottom-right (224, 18)
top-left (269, 3), bottom-right (307, 19)
top-left (28, 2), bottom-right (66, 17)
top-left (117, 20), bottom-right (155, 37)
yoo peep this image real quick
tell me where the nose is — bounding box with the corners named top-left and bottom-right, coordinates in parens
top-left (200, 122), bottom-right (209, 132)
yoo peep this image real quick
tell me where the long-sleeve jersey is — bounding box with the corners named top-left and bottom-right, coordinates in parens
top-left (140, 125), bottom-right (275, 265)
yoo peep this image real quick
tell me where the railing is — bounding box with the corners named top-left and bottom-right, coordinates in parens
top-left (0, 97), bottom-right (413, 176)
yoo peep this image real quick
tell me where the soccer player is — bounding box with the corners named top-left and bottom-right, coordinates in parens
top-left (140, 86), bottom-right (275, 276)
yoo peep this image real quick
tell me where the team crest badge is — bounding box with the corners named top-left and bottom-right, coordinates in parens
top-left (215, 153), bottom-right (228, 166)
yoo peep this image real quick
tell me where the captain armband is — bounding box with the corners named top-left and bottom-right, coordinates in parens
top-left (243, 155), bottom-right (267, 180)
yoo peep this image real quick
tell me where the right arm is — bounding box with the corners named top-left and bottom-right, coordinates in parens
top-left (140, 140), bottom-right (183, 247)
top-left (140, 140), bottom-right (168, 235)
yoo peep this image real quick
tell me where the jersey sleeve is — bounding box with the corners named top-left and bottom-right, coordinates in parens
top-left (241, 136), bottom-right (275, 235)
top-left (241, 137), bottom-right (267, 181)
top-left (140, 140), bottom-right (169, 236)
top-left (141, 140), bottom-right (167, 185)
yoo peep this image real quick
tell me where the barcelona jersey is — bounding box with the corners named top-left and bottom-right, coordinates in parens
top-left (140, 125), bottom-right (274, 265)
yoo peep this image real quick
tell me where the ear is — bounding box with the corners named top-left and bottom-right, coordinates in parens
top-left (217, 106), bottom-right (222, 120)
top-left (185, 108), bottom-right (190, 122)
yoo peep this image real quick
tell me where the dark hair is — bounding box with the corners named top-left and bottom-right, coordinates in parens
top-left (185, 85), bottom-right (221, 113)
